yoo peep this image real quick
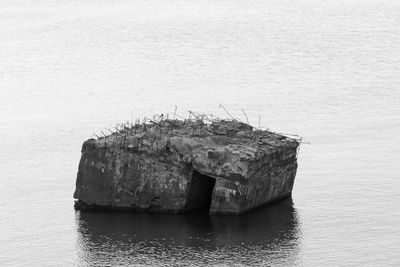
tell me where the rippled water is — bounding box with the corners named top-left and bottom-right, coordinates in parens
top-left (76, 199), bottom-right (300, 266)
top-left (1, 0), bottom-right (400, 266)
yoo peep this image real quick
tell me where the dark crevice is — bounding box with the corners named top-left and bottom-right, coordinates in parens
top-left (184, 170), bottom-right (216, 213)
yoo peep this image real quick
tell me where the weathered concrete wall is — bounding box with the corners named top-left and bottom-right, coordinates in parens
top-left (73, 119), bottom-right (300, 215)
top-left (74, 141), bottom-right (191, 212)
top-left (208, 145), bottom-right (298, 214)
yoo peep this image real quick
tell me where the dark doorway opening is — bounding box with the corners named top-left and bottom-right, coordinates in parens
top-left (185, 171), bottom-right (216, 213)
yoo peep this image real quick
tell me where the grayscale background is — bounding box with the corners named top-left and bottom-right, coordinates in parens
top-left (1, 0), bottom-right (399, 266)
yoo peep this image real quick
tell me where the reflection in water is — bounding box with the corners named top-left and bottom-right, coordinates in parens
top-left (75, 198), bottom-right (301, 266)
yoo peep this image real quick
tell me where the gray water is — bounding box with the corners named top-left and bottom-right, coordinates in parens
top-left (1, 0), bottom-right (400, 266)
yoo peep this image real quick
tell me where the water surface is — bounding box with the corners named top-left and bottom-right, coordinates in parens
top-left (1, 0), bottom-right (399, 266)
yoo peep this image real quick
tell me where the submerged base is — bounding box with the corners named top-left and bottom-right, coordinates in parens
top-left (74, 200), bottom-right (185, 214)
top-left (74, 192), bottom-right (292, 215)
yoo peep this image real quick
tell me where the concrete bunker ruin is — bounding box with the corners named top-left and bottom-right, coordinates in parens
top-left (73, 118), bottom-right (300, 215)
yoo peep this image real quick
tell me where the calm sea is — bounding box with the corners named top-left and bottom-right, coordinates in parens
top-left (1, 0), bottom-right (399, 266)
